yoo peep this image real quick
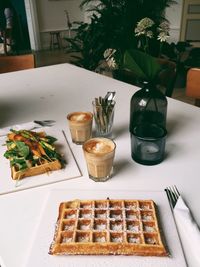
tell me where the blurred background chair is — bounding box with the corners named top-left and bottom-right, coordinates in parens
top-left (186, 68), bottom-right (200, 107)
top-left (0, 54), bottom-right (35, 73)
top-left (156, 58), bottom-right (177, 97)
top-left (1, 28), bottom-right (12, 55)
top-left (49, 31), bottom-right (62, 50)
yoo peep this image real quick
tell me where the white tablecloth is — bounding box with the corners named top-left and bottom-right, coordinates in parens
top-left (0, 63), bottom-right (200, 267)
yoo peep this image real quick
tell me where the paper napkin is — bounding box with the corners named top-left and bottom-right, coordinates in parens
top-left (174, 196), bottom-right (200, 267)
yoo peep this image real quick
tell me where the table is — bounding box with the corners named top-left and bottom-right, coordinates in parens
top-left (0, 63), bottom-right (199, 267)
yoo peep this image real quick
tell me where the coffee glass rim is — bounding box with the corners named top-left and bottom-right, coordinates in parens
top-left (67, 111), bottom-right (93, 121)
top-left (83, 137), bottom-right (116, 154)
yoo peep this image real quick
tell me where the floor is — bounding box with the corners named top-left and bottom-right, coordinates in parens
top-left (34, 49), bottom-right (72, 67)
top-left (34, 49), bottom-right (195, 106)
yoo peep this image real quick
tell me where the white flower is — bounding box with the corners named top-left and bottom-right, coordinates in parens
top-left (136, 17), bottom-right (154, 30)
top-left (157, 31), bottom-right (169, 42)
top-left (146, 31), bottom-right (153, 38)
top-left (103, 48), bottom-right (118, 69)
top-left (107, 57), bottom-right (118, 69)
top-left (135, 17), bottom-right (154, 37)
top-left (135, 27), bottom-right (145, 36)
top-left (158, 21), bottom-right (170, 33)
top-left (103, 48), bottom-right (116, 59)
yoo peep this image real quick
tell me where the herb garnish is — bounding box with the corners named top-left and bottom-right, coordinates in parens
top-left (4, 129), bottom-right (65, 171)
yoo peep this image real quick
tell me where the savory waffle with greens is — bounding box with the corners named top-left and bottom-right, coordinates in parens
top-left (4, 129), bottom-right (65, 180)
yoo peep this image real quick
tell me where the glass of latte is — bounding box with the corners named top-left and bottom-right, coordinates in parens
top-left (67, 112), bottom-right (93, 144)
top-left (82, 137), bottom-right (116, 182)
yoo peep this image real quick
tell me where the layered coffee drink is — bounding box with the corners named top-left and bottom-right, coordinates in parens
top-left (83, 138), bottom-right (116, 182)
top-left (67, 112), bottom-right (93, 144)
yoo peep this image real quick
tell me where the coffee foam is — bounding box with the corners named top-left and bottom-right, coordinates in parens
top-left (70, 113), bottom-right (91, 122)
top-left (84, 139), bottom-right (114, 154)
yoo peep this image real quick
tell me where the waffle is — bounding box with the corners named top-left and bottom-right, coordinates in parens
top-left (4, 130), bottom-right (64, 180)
top-left (11, 159), bottom-right (61, 180)
top-left (49, 199), bottom-right (167, 256)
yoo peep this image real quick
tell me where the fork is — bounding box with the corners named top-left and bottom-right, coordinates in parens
top-left (165, 185), bottom-right (180, 209)
top-left (34, 120), bottom-right (56, 127)
top-left (165, 185), bottom-right (200, 267)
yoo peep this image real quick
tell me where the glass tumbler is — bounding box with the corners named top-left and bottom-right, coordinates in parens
top-left (67, 111), bottom-right (93, 144)
top-left (130, 123), bottom-right (167, 165)
top-left (93, 100), bottom-right (115, 138)
top-left (83, 137), bottom-right (116, 182)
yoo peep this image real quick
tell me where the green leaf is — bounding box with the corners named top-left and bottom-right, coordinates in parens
top-left (4, 150), bottom-right (18, 159)
top-left (123, 49), bottom-right (162, 82)
top-left (4, 130), bottom-right (66, 171)
top-left (43, 135), bottom-right (57, 144)
top-left (15, 141), bottom-right (30, 158)
top-left (10, 157), bottom-right (28, 170)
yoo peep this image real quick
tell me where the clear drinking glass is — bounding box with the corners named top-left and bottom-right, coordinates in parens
top-left (67, 111), bottom-right (93, 145)
top-left (92, 100), bottom-right (115, 138)
top-left (130, 123), bottom-right (167, 165)
top-left (82, 137), bottom-right (116, 182)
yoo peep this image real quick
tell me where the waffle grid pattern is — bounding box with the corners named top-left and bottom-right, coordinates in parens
top-left (49, 199), bottom-right (167, 256)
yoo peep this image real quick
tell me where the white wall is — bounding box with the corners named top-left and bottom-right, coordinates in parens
top-left (26, 0), bottom-right (184, 50)
top-left (36, 0), bottom-right (84, 49)
top-left (25, 0), bottom-right (41, 50)
top-left (36, 0), bottom-right (83, 32)
top-left (166, 0), bottom-right (183, 43)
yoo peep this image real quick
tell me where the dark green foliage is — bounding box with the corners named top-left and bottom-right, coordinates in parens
top-left (123, 49), bottom-right (162, 82)
top-left (65, 0), bottom-right (176, 71)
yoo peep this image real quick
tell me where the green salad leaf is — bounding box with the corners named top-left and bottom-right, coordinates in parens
top-left (15, 141), bottom-right (30, 158)
top-left (3, 130), bottom-right (66, 171)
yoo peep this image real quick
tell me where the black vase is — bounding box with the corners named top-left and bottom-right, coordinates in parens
top-left (129, 82), bottom-right (168, 164)
top-left (129, 82), bottom-right (167, 132)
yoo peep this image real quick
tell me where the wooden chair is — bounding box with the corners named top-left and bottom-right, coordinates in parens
top-left (50, 31), bottom-right (62, 50)
top-left (186, 68), bottom-right (200, 107)
top-left (3, 32), bottom-right (7, 55)
top-left (156, 58), bottom-right (177, 97)
top-left (0, 54), bottom-right (35, 74)
top-left (0, 29), bottom-right (11, 55)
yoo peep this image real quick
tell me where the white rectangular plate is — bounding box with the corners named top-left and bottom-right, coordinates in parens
top-left (0, 128), bottom-right (81, 195)
top-left (23, 189), bottom-right (187, 267)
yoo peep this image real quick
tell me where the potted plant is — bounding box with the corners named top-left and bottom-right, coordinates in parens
top-left (102, 16), bottom-right (171, 130)
top-left (122, 48), bottom-right (167, 126)
top-left (65, 0), bottom-right (176, 72)
top-left (104, 15), bottom-right (177, 98)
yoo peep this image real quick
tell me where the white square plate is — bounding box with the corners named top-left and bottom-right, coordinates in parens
top-left (0, 128), bottom-right (81, 195)
top-left (23, 189), bottom-right (187, 267)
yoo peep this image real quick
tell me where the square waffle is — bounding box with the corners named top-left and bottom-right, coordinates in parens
top-left (11, 159), bottom-right (61, 180)
top-left (49, 199), bottom-right (168, 256)
top-left (4, 130), bottom-right (63, 180)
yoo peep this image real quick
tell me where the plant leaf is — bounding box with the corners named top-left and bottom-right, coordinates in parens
top-left (123, 49), bottom-right (162, 82)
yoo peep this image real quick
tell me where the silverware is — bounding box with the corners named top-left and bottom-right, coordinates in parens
top-left (104, 91), bottom-right (116, 102)
top-left (165, 185), bottom-right (180, 209)
top-left (94, 93), bottom-right (115, 134)
top-left (0, 121), bottom-right (56, 137)
top-left (34, 120), bottom-right (55, 127)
